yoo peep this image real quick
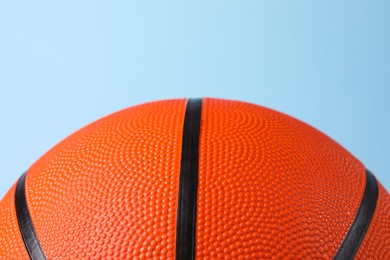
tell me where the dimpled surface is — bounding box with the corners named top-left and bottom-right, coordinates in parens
top-left (0, 184), bottom-right (29, 259)
top-left (355, 183), bottom-right (390, 259)
top-left (196, 98), bottom-right (366, 259)
top-left (25, 99), bottom-right (186, 258)
top-left (1, 98), bottom-right (389, 258)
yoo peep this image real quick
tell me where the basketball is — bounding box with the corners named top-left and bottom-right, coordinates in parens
top-left (0, 98), bottom-right (389, 259)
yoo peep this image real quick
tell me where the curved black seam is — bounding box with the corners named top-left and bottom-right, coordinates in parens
top-left (15, 172), bottom-right (46, 260)
top-left (176, 98), bottom-right (202, 260)
top-left (334, 169), bottom-right (379, 259)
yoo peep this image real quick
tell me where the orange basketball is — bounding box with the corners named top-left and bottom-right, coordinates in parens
top-left (0, 98), bottom-right (389, 259)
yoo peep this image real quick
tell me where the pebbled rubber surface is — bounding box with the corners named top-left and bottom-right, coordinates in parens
top-left (355, 182), bottom-right (390, 259)
top-left (0, 98), bottom-right (389, 258)
top-left (196, 98), bottom-right (366, 259)
top-left (0, 184), bottom-right (29, 259)
top-left (15, 172), bottom-right (46, 259)
top-left (24, 99), bottom-right (186, 258)
top-left (333, 170), bottom-right (378, 259)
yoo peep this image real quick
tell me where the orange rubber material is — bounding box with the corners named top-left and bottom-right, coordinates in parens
top-left (25, 99), bottom-right (186, 258)
top-left (0, 98), bottom-right (389, 258)
top-left (0, 184), bottom-right (29, 259)
top-left (197, 98), bottom-right (366, 258)
top-left (355, 183), bottom-right (390, 259)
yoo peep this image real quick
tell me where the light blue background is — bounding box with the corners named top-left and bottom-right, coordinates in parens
top-left (1, 1), bottom-right (389, 199)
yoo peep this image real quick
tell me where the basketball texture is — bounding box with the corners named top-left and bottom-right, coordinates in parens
top-left (0, 98), bottom-right (389, 259)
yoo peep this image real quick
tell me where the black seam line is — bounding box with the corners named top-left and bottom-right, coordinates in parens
top-left (15, 172), bottom-right (46, 260)
top-left (334, 169), bottom-right (379, 259)
top-left (176, 98), bottom-right (202, 260)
